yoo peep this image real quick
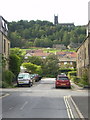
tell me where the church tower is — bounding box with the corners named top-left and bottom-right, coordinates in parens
top-left (54, 14), bottom-right (58, 25)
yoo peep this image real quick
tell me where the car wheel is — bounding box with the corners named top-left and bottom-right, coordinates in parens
top-left (55, 86), bottom-right (58, 89)
top-left (68, 86), bottom-right (71, 89)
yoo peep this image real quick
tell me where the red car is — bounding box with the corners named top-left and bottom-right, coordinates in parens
top-left (55, 75), bottom-right (71, 88)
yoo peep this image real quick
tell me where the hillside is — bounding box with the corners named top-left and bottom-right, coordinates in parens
top-left (8, 20), bottom-right (86, 48)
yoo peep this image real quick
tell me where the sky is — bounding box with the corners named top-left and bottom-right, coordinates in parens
top-left (0, 0), bottom-right (89, 26)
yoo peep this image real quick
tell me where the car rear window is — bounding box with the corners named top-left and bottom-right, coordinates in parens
top-left (57, 77), bottom-right (69, 80)
top-left (18, 74), bottom-right (30, 79)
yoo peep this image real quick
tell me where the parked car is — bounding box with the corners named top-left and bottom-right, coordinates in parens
top-left (29, 74), bottom-right (36, 83)
top-left (17, 73), bottom-right (33, 87)
top-left (29, 74), bottom-right (35, 79)
top-left (55, 75), bottom-right (71, 88)
top-left (32, 74), bottom-right (42, 82)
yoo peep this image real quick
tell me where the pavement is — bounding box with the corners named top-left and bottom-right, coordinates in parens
top-left (71, 81), bottom-right (89, 120)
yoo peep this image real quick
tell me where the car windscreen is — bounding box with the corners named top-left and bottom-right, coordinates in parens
top-left (29, 74), bottom-right (34, 78)
top-left (18, 74), bottom-right (29, 79)
top-left (57, 77), bottom-right (69, 80)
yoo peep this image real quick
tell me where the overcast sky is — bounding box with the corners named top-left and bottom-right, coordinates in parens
top-left (0, 0), bottom-right (89, 26)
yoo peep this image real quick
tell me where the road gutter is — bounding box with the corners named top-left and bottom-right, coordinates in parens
top-left (64, 96), bottom-right (85, 120)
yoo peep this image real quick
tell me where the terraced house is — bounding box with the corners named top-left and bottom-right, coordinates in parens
top-left (56, 51), bottom-right (76, 69)
top-left (0, 16), bottom-right (10, 69)
top-left (77, 20), bottom-right (90, 85)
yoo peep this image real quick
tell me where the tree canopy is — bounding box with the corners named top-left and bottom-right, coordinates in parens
top-left (8, 20), bottom-right (86, 48)
top-left (42, 54), bottom-right (59, 77)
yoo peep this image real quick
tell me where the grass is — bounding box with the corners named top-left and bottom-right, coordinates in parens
top-left (21, 47), bottom-right (76, 54)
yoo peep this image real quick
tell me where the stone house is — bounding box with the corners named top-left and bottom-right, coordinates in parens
top-left (25, 49), bottom-right (50, 59)
top-left (76, 21), bottom-right (90, 84)
top-left (0, 16), bottom-right (10, 69)
top-left (56, 52), bottom-right (76, 68)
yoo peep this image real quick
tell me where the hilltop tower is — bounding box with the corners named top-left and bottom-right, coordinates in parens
top-left (54, 15), bottom-right (58, 25)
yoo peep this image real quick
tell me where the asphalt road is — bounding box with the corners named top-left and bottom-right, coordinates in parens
top-left (0, 78), bottom-right (88, 119)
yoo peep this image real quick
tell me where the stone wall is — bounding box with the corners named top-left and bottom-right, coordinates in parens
top-left (77, 35), bottom-right (90, 84)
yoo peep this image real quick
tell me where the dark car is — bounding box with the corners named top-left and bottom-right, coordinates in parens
top-left (55, 75), bottom-right (71, 88)
top-left (31, 74), bottom-right (42, 82)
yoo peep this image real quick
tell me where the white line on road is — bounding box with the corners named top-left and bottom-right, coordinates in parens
top-left (64, 96), bottom-right (85, 120)
top-left (64, 96), bottom-right (75, 120)
top-left (9, 107), bottom-right (14, 110)
top-left (64, 96), bottom-right (71, 119)
top-left (70, 96), bottom-right (85, 119)
top-left (20, 101), bottom-right (28, 110)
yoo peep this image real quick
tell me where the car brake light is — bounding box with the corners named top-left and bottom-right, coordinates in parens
top-left (67, 82), bottom-right (70, 85)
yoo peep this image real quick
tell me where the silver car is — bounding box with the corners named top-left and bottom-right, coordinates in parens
top-left (17, 73), bottom-right (33, 87)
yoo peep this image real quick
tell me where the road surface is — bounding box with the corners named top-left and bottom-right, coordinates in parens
top-left (0, 78), bottom-right (88, 119)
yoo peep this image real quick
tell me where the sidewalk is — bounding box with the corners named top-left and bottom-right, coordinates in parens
top-left (71, 81), bottom-right (89, 119)
top-left (71, 81), bottom-right (84, 90)
top-left (72, 96), bottom-right (89, 119)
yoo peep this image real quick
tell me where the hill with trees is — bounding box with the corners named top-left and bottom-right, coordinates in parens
top-left (8, 20), bottom-right (86, 48)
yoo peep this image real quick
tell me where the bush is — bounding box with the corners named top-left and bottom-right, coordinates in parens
top-left (58, 68), bottom-right (75, 75)
top-left (68, 71), bottom-right (77, 79)
top-left (35, 66), bottom-right (42, 75)
top-left (9, 54), bottom-right (21, 76)
top-left (80, 72), bottom-right (89, 85)
top-left (2, 70), bottom-right (15, 88)
top-left (2, 81), bottom-right (10, 88)
top-left (69, 69), bottom-right (89, 87)
top-left (45, 74), bottom-right (55, 78)
top-left (71, 76), bottom-right (80, 83)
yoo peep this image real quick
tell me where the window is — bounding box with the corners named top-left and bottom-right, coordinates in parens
top-left (64, 62), bottom-right (67, 65)
top-left (70, 62), bottom-right (73, 65)
top-left (2, 19), bottom-right (5, 28)
top-left (57, 77), bottom-right (69, 80)
top-left (85, 48), bottom-right (86, 59)
top-left (6, 24), bottom-right (8, 31)
top-left (8, 42), bottom-right (10, 55)
top-left (1, 18), bottom-right (8, 31)
top-left (4, 39), bottom-right (6, 53)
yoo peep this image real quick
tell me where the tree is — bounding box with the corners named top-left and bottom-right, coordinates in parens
top-left (25, 41), bottom-right (34, 48)
top-left (10, 48), bottom-right (25, 63)
top-left (9, 54), bottom-right (21, 76)
top-left (9, 32), bottom-right (24, 48)
top-left (28, 56), bottom-right (43, 66)
top-left (22, 63), bottom-right (37, 73)
top-left (42, 54), bottom-right (59, 77)
top-left (62, 32), bottom-right (70, 46)
top-left (8, 20), bottom-right (86, 48)
top-left (10, 48), bottom-right (22, 57)
top-left (22, 62), bottom-right (42, 75)
top-left (78, 34), bottom-right (85, 43)
top-left (34, 38), bottom-right (52, 47)
top-left (2, 70), bottom-right (15, 87)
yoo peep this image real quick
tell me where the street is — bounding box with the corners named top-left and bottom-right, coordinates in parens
top-left (0, 78), bottom-right (88, 119)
